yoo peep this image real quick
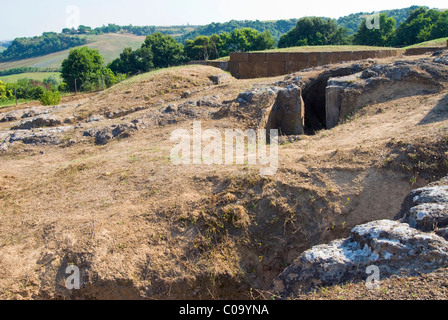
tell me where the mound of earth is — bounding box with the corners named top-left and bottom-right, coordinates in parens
top-left (1, 55), bottom-right (448, 300)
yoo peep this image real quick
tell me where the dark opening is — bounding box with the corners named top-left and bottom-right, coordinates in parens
top-left (302, 76), bottom-right (330, 134)
top-left (301, 65), bottom-right (369, 134)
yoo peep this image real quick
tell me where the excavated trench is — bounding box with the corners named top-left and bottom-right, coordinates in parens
top-left (299, 64), bottom-right (370, 134)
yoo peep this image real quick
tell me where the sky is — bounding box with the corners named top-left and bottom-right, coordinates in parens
top-left (0, 0), bottom-right (445, 40)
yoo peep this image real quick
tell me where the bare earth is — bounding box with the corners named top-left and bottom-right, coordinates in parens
top-left (0, 54), bottom-right (448, 300)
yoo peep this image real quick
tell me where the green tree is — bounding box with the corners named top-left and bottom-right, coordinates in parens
top-left (61, 47), bottom-right (104, 92)
top-left (184, 36), bottom-right (212, 60)
top-left (108, 46), bottom-right (154, 75)
top-left (278, 17), bottom-right (348, 48)
top-left (353, 13), bottom-right (396, 46)
top-left (430, 10), bottom-right (448, 39)
top-left (392, 7), bottom-right (442, 46)
top-left (142, 33), bottom-right (186, 69)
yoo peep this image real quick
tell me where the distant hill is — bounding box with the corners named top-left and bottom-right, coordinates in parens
top-left (0, 33), bottom-right (88, 62)
top-left (337, 5), bottom-right (428, 34)
top-left (0, 33), bottom-right (146, 71)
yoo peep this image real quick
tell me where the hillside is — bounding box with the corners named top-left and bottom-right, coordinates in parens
top-left (337, 5), bottom-right (427, 34)
top-left (1, 49), bottom-right (448, 301)
top-left (0, 33), bottom-right (146, 72)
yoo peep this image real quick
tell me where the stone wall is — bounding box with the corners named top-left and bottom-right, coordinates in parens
top-left (188, 60), bottom-right (229, 72)
top-left (229, 49), bottom-right (403, 79)
top-left (404, 46), bottom-right (447, 56)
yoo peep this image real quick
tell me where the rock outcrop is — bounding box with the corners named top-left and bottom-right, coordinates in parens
top-left (1, 126), bottom-right (73, 149)
top-left (325, 59), bottom-right (448, 129)
top-left (270, 179), bottom-right (448, 298)
top-left (265, 85), bottom-right (305, 136)
top-left (11, 115), bottom-right (62, 130)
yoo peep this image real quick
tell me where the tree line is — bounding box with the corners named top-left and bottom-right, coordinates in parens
top-left (279, 7), bottom-right (448, 48)
top-left (0, 32), bottom-right (88, 62)
top-left (107, 28), bottom-right (276, 75)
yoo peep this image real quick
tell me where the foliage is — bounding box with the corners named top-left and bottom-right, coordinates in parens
top-left (337, 6), bottom-right (424, 34)
top-left (108, 47), bottom-right (154, 75)
top-left (43, 75), bottom-right (60, 89)
top-left (39, 89), bottom-right (61, 106)
top-left (353, 14), bottom-right (396, 46)
top-left (142, 33), bottom-right (186, 69)
top-left (0, 67), bottom-right (39, 76)
top-left (184, 28), bottom-right (275, 61)
top-left (278, 17), bottom-right (349, 48)
top-left (0, 80), bottom-right (12, 101)
top-left (8, 78), bottom-right (45, 100)
top-left (392, 8), bottom-right (448, 46)
top-left (61, 47), bottom-right (104, 91)
top-left (0, 32), bottom-right (88, 62)
top-left (108, 33), bottom-right (185, 74)
top-left (180, 19), bottom-right (298, 43)
top-left (58, 82), bottom-right (68, 92)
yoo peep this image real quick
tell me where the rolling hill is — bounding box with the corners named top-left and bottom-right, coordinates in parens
top-left (0, 33), bottom-right (146, 72)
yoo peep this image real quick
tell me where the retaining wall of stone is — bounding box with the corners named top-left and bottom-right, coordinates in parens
top-left (188, 60), bottom-right (229, 71)
top-left (229, 49), bottom-right (403, 79)
top-left (404, 46), bottom-right (447, 56)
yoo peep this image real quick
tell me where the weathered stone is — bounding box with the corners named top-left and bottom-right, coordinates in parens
top-left (196, 96), bottom-right (221, 108)
top-left (209, 74), bottom-right (231, 85)
top-left (86, 115), bottom-right (105, 123)
top-left (265, 85), bottom-right (305, 135)
top-left (11, 115), bottom-right (62, 130)
top-left (106, 106), bottom-right (147, 119)
top-left (397, 186), bottom-right (448, 232)
top-left (236, 87), bottom-right (280, 105)
top-left (93, 123), bottom-right (139, 145)
top-left (0, 110), bottom-right (24, 122)
top-left (325, 60), bottom-right (448, 129)
top-left (6, 127), bottom-right (72, 146)
top-left (164, 104), bottom-right (178, 113)
top-left (271, 219), bottom-right (448, 297)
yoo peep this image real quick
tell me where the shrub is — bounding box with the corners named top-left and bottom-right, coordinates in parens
top-left (39, 90), bottom-right (61, 106)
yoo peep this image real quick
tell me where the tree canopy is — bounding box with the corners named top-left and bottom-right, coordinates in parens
top-left (392, 7), bottom-right (448, 46)
top-left (353, 14), bottom-right (396, 46)
top-left (278, 17), bottom-right (349, 48)
top-left (0, 33), bottom-right (88, 62)
top-left (61, 47), bottom-right (106, 91)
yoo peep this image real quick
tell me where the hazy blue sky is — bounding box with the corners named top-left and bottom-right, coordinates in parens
top-left (0, 0), bottom-right (444, 40)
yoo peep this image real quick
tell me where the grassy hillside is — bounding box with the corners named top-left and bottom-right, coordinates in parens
top-left (337, 5), bottom-right (426, 34)
top-left (404, 37), bottom-right (448, 49)
top-left (0, 72), bottom-right (61, 83)
top-left (0, 33), bottom-right (146, 71)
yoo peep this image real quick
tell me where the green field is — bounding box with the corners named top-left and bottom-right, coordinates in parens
top-left (404, 37), bottom-right (448, 49)
top-left (0, 33), bottom-right (146, 71)
top-left (0, 72), bottom-right (61, 83)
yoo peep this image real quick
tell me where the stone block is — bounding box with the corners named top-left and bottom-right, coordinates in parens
top-left (268, 61), bottom-right (286, 77)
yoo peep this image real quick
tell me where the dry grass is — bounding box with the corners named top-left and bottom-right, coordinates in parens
top-left (1, 60), bottom-right (448, 300)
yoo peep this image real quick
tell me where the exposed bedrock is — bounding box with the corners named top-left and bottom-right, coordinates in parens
top-left (325, 59), bottom-right (448, 129)
top-left (270, 177), bottom-right (448, 298)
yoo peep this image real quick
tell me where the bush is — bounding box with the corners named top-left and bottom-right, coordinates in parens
top-left (58, 82), bottom-right (68, 92)
top-left (39, 90), bottom-right (61, 106)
